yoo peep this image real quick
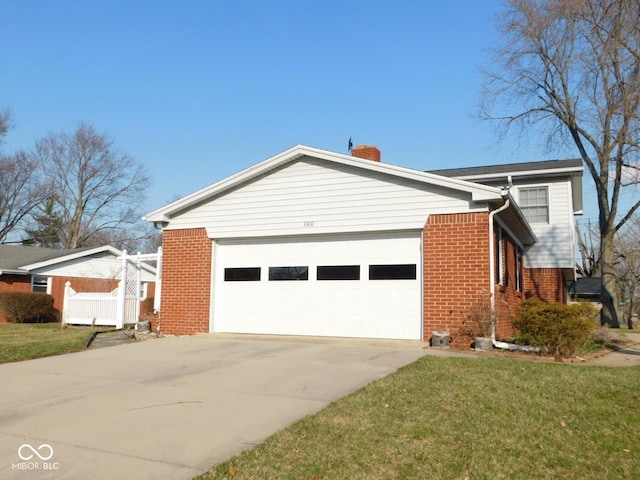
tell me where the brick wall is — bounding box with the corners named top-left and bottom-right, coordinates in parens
top-left (494, 230), bottom-right (523, 339)
top-left (423, 213), bottom-right (492, 346)
top-left (159, 228), bottom-right (212, 335)
top-left (0, 275), bottom-right (32, 323)
top-left (524, 268), bottom-right (565, 303)
top-left (423, 213), bottom-right (532, 347)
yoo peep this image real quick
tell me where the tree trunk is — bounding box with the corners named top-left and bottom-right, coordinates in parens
top-left (600, 230), bottom-right (620, 327)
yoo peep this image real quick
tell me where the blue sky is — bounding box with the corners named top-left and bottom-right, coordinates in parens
top-left (0, 1), bottom-right (601, 222)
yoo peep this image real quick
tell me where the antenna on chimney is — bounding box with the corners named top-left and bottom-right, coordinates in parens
top-left (348, 137), bottom-right (353, 153)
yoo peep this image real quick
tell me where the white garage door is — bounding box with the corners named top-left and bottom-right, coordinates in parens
top-left (212, 232), bottom-right (422, 340)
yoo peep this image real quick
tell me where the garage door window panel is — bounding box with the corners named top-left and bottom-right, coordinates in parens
top-left (369, 264), bottom-right (417, 280)
top-left (269, 266), bottom-right (309, 281)
top-left (317, 265), bottom-right (360, 280)
top-left (224, 267), bottom-right (261, 281)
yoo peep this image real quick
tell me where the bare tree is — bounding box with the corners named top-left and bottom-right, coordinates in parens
top-left (576, 221), bottom-right (600, 278)
top-left (0, 107), bottom-right (12, 140)
top-left (0, 109), bottom-right (45, 243)
top-left (34, 123), bottom-right (152, 249)
top-left (482, 0), bottom-right (640, 327)
top-left (87, 221), bottom-right (161, 253)
top-left (0, 151), bottom-right (44, 243)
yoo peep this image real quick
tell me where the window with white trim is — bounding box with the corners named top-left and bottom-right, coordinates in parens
top-left (496, 227), bottom-right (505, 286)
top-left (32, 275), bottom-right (49, 293)
top-left (519, 186), bottom-right (549, 223)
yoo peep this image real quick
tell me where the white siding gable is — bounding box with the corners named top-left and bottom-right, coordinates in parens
top-left (168, 157), bottom-right (488, 239)
top-left (513, 179), bottom-right (575, 269)
top-left (31, 255), bottom-right (156, 282)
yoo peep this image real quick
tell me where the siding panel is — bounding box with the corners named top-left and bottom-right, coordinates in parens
top-left (514, 180), bottom-right (575, 268)
top-left (169, 158), bottom-right (484, 238)
top-left (31, 257), bottom-right (156, 282)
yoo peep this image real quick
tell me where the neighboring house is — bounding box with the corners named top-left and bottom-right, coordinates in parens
top-left (144, 144), bottom-right (583, 343)
top-left (567, 276), bottom-right (602, 313)
top-left (0, 245), bottom-right (156, 323)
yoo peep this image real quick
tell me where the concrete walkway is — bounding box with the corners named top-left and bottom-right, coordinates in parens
top-left (0, 334), bottom-right (427, 480)
top-left (583, 332), bottom-right (640, 367)
top-left (88, 329), bottom-right (136, 349)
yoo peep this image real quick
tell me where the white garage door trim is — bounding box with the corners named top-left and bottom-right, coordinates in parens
top-left (211, 231), bottom-right (423, 340)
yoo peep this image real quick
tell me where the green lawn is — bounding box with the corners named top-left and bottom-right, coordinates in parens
top-left (0, 322), bottom-right (97, 364)
top-left (197, 355), bottom-right (640, 480)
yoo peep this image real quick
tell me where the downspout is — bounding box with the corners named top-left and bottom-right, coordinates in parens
top-left (488, 191), bottom-right (541, 353)
top-left (488, 192), bottom-right (511, 338)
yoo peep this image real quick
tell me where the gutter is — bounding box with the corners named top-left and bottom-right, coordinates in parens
top-left (487, 192), bottom-right (542, 353)
top-left (488, 191), bottom-right (511, 333)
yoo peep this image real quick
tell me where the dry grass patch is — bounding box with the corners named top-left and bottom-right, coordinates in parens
top-left (196, 356), bottom-right (640, 480)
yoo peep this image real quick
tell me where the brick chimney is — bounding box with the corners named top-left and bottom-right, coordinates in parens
top-left (351, 144), bottom-right (381, 162)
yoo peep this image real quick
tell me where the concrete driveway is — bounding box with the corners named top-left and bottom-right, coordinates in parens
top-left (0, 334), bottom-right (426, 480)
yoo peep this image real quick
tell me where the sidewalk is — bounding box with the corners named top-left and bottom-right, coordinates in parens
top-left (584, 332), bottom-right (640, 367)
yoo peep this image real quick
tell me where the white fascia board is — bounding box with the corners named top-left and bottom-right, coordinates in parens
top-left (20, 245), bottom-right (123, 271)
top-left (144, 145), bottom-right (503, 222)
top-left (0, 269), bottom-right (29, 275)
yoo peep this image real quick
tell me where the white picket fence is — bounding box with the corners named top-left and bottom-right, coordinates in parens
top-left (62, 249), bottom-right (161, 329)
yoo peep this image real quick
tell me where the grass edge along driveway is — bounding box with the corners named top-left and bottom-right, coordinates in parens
top-left (0, 323), bottom-right (97, 364)
top-left (197, 355), bottom-right (640, 480)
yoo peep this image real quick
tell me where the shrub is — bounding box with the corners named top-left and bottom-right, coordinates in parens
top-left (512, 299), bottom-right (596, 357)
top-left (0, 292), bottom-right (57, 323)
top-left (458, 292), bottom-right (496, 339)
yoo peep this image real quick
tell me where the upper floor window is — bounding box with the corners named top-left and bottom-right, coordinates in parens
top-left (519, 186), bottom-right (549, 223)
